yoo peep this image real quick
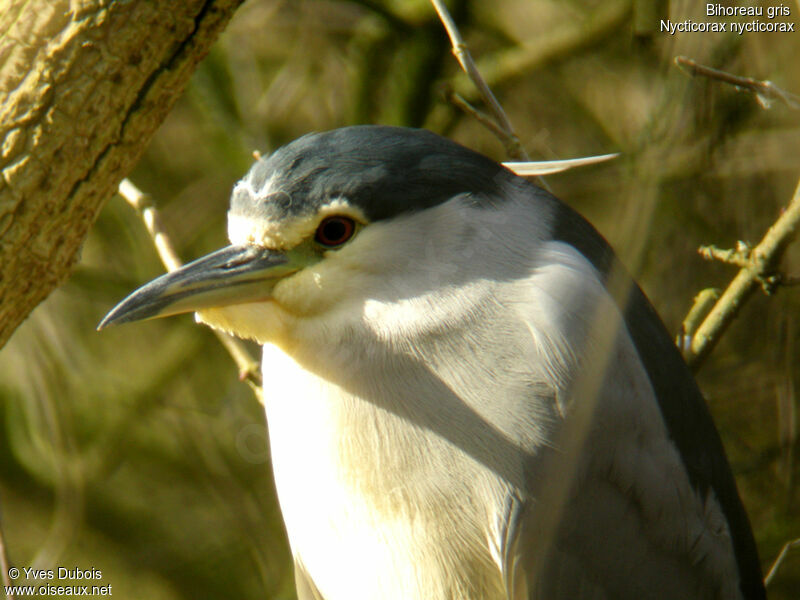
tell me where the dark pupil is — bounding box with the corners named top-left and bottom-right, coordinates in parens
top-left (322, 219), bottom-right (347, 242)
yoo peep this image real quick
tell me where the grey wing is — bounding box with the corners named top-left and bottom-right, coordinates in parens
top-left (499, 478), bottom-right (738, 600)
top-left (499, 260), bottom-right (759, 598)
top-left (500, 274), bottom-right (758, 600)
top-left (294, 558), bottom-right (325, 600)
top-left (540, 191), bottom-right (765, 600)
top-left (497, 334), bottom-right (753, 598)
top-left (495, 197), bottom-right (764, 599)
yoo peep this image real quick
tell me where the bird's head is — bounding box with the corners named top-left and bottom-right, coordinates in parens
top-left (99, 126), bottom-right (535, 348)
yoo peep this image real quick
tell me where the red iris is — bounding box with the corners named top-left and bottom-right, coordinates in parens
top-left (315, 216), bottom-right (356, 247)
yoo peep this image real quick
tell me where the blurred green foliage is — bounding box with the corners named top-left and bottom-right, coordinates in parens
top-left (1, 0), bottom-right (799, 598)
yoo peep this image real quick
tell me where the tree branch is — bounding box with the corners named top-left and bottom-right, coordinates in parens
top-left (674, 56), bottom-right (800, 368)
top-left (698, 242), bottom-right (754, 269)
top-left (764, 537), bottom-right (800, 586)
top-left (675, 56), bottom-right (800, 110)
top-left (441, 85), bottom-right (513, 151)
top-left (0, 0), bottom-right (245, 351)
top-left (430, 0), bottom-right (529, 160)
top-left (683, 179), bottom-right (800, 369)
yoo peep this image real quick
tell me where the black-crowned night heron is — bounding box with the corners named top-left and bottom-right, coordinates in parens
top-left (100, 126), bottom-right (765, 600)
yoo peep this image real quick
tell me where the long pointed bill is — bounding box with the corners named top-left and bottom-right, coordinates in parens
top-left (98, 245), bottom-right (300, 330)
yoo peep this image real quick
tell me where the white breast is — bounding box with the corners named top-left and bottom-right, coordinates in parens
top-left (261, 343), bottom-right (508, 600)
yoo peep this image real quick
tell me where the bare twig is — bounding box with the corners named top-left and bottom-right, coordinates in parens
top-left (117, 180), bottom-right (183, 272)
top-left (676, 288), bottom-right (720, 353)
top-left (442, 85), bottom-right (513, 151)
top-left (683, 179), bottom-right (800, 370)
top-left (698, 242), bottom-right (753, 269)
top-left (675, 56), bottom-right (800, 110)
top-left (764, 537), bottom-right (800, 586)
top-left (117, 179), bottom-right (263, 398)
top-left (442, 85), bottom-right (619, 178)
top-left (430, 0), bottom-right (529, 160)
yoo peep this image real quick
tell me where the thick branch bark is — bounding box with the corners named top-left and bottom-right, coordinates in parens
top-left (0, 0), bottom-right (244, 349)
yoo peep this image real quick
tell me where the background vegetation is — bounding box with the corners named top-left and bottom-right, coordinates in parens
top-left (1, 0), bottom-right (799, 598)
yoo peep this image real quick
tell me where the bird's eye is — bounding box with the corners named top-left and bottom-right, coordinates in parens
top-left (315, 216), bottom-right (356, 247)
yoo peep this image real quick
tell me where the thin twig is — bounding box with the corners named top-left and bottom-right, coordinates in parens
top-left (442, 85), bottom-right (512, 151)
top-left (698, 243), bottom-right (753, 269)
top-left (117, 180), bottom-right (182, 271)
top-left (675, 56), bottom-right (800, 110)
top-left (443, 86), bottom-right (619, 177)
top-left (117, 179), bottom-right (263, 399)
top-left (684, 179), bottom-right (800, 370)
top-left (430, 0), bottom-right (529, 160)
top-left (764, 537), bottom-right (800, 586)
top-left (676, 288), bottom-right (720, 353)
